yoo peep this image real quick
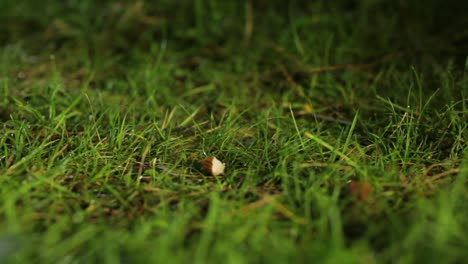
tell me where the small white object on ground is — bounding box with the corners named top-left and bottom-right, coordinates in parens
top-left (200, 156), bottom-right (225, 176)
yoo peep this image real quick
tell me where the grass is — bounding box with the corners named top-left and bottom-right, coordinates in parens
top-left (1, 0), bottom-right (467, 263)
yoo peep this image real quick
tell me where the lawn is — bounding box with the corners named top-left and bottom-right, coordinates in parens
top-left (1, 0), bottom-right (467, 263)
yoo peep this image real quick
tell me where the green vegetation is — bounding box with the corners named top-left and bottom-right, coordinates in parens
top-left (1, 0), bottom-right (467, 263)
